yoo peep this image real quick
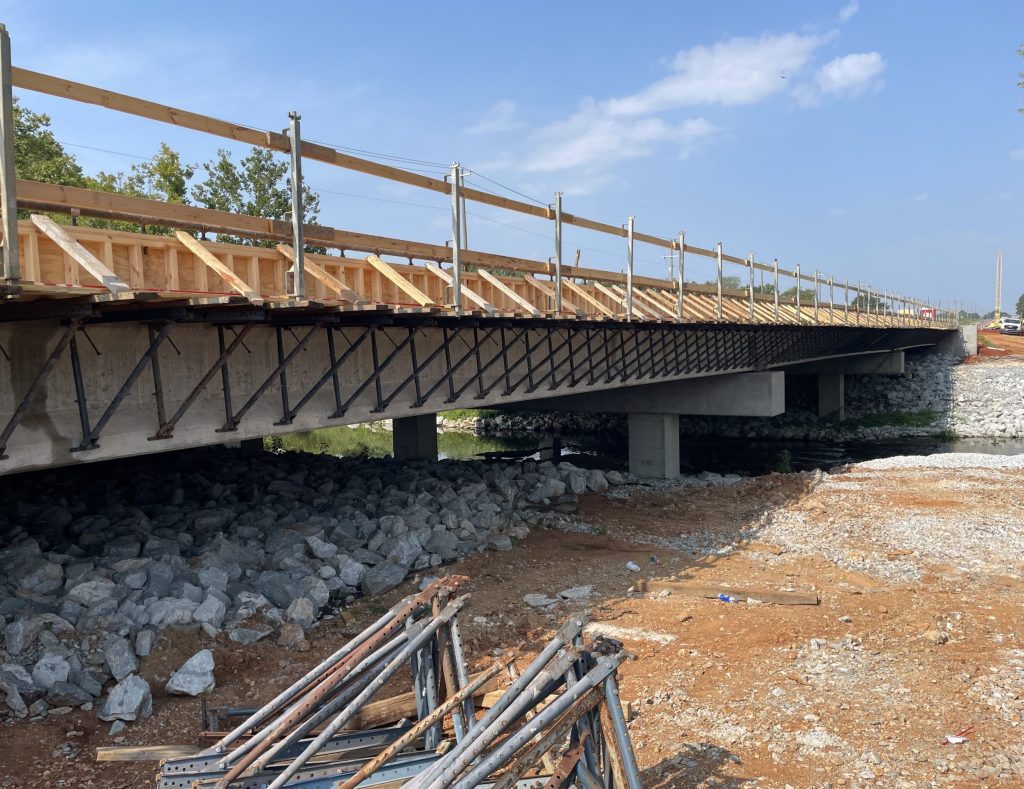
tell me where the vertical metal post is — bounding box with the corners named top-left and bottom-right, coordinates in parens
top-left (813, 270), bottom-right (820, 323)
top-left (773, 258), bottom-right (780, 321)
top-left (625, 216), bottom-right (634, 321)
top-left (450, 163), bottom-right (463, 313)
top-left (844, 278), bottom-right (849, 322)
top-left (459, 170), bottom-right (468, 250)
top-left (287, 112), bottom-right (305, 299)
top-left (794, 264), bottom-right (802, 321)
top-left (553, 192), bottom-right (563, 314)
top-left (746, 252), bottom-right (755, 321)
top-left (715, 241), bottom-right (723, 321)
top-left (0, 24), bottom-right (18, 282)
top-left (676, 231), bottom-right (685, 321)
top-left (828, 276), bottom-right (834, 323)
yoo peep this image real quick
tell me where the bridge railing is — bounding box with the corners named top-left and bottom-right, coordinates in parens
top-left (0, 25), bottom-right (955, 328)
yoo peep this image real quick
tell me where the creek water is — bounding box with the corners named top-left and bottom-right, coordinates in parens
top-left (273, 426), bottom-right (1024, 476)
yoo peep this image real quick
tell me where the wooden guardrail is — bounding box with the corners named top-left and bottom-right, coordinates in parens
top-left (0, 24), bottom-right (954, 328)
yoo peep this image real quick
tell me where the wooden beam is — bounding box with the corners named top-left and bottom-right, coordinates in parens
top-left (475, 270), bottom-right (541, 316)
top-left (366, 254), bottom-right (436, 307)
top-left (277, 244), bottom-right (365, 303)
top-left (562, 280), bottom-right (614, 317)
top-left (632, 288), bottom-right (676, 319)
top-left (15, 180), bottom-right (676, 291)
top-left (29, 214), bottom-right (131, 293)
top-left (425, 262), bottom-right (495, 313)
top-left (524, 274), bottom-right (580, 316)
top-left (173, 231), bottom-right (257, 300)
top-left (96, 745), bottom-right (195, 763)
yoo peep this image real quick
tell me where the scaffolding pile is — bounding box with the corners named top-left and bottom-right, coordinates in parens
top-left (155, 576), bottom-right (642, 788)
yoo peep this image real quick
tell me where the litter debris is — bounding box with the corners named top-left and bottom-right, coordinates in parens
top-left (634, 579), bottom-right (820, 606)
top-left (943, 724), bottom-right (974, 745)
top-left (625, 561), bottom-right (641, 572)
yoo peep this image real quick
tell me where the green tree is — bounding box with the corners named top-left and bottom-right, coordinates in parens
top-left (191, 147), bottom-right (321, 249)
top-left (782, 286), bottom-right (819, 304)
top-left (84, 144), bottom-right (197, 234)
top-left (1016, 293), bottom-right (1024, 317)
top-left (12, 97), bottom-right (85, 190)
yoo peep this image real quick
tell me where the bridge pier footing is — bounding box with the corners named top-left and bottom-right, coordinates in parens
top-left (818, 373), bottom-right (845, 421)
top-left (393, 414), bottom-right (438, 461)
top-left (628, 413), bottom-right (680, 479)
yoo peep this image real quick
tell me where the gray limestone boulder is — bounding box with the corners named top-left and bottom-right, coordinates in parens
top-left (66, 578), bottom-right (117, 607)
top-left (193, 595), bottom-right (227, 630)
top-left (147, 597), bottom-right (198, 627)
top-left (31, 652), bottom-right (70, 690)
top-left (166, 649), bottom-right (215, 696)
top-left (334, 555), bottom-right (367, 587)
top-left (285, 597), bottom-right (316, 629)
top-left (361, 562), bottom-right (407, 596)
top-left (385, 532), bottom-right (422, 568)
top-left (104, 635), bottom-right (139, 681)
top-left (47, 681), bottom-right (92, 707)
top-left (98, 674), bottom-right (152, 721)
top-left (3, 618), bottom-right (43, 657)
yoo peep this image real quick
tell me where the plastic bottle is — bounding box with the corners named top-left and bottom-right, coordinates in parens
top-left (718, 593), bottom-right (741, 603)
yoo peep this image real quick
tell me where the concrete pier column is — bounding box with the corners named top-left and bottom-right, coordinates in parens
top-left (393, 414), bottom-right (438, 461)
top-left (627, 413), bottom-right (679, 479)
top-left (817, 373), bottom-right (845, 420)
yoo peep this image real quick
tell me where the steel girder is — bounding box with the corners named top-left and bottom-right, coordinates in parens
top-left (0, 317), bottom-right (950, 462)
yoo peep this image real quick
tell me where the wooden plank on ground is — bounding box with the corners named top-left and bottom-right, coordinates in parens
top-left (96, 745), bottom-right (195, 763)
top-left (173, 231), bottom-right (257, 300)
top-left (30, 214), bottom-right (131, 293)
top-left (277, 244), bottom-right (366, 303)
top-left (633, 579), bottom-right (819, 605)
top-left (366, 254), bottom-right (435, 307)
top-left (425, 262), bottom-right (495, 313)
top-left (476, 269), bottom-right (541, 316)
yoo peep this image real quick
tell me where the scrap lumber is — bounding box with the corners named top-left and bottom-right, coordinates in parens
top-left (633, 579), bottom-right (819, 605)
top-left (29, 214), bottom-right (131, 293)
top-left (96, 745), bottom-right (195, 762)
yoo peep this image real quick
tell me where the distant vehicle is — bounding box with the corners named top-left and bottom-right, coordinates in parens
top-left (1000, 318), bottom-right (1022, 335)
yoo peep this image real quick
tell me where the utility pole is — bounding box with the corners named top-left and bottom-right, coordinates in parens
top-left (994, 249), bottom-right (1003, 323)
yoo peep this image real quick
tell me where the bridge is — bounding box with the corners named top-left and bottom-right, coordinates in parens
top-left (0, 27), bottom-right (962, 478)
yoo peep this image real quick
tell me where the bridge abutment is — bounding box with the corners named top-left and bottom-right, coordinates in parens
top-left (392, 415), bottom-right (438, 461)
top-left (817, 373), bottom-right (846, 421)
top-left (628, 413), bottom-right (680, 479)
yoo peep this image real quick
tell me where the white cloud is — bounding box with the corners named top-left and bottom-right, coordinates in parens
top-left (817, 52), bottom-right (885, 96)
top-left (1011, 148), bottom-right (1024, 160)
top-left (911, 192), bottom-right (929, 202)
top-left (522, 100), bottom-right (716, 172)
top-left (606, 32), bottom-right (829, 115)
top-left (838, 1), bottom-right (859, 23)
top-left (464, 100), bottom-right (523, 135)
top-left (794, 52), bottom-right (886, 105)
top-left (830, 207), bottom-right (846, 217)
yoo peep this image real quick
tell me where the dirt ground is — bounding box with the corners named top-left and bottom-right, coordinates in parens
top-left (2, 463), bottom-right (1023, 788)
top-left (976, 330), bottom-right (1024, 359)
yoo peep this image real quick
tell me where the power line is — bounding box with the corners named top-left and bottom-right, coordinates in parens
top-left (60, 140), bottom-right (149, 160)
top-left (463, 169), bottom-right (546, 207)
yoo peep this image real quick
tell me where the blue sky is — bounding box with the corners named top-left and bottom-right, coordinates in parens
top-left (4, 1), bottom-right (1023, 312)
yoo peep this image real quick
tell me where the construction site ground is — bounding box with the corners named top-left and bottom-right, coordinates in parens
top-left (3, 454), bottom-right (1024, 788)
